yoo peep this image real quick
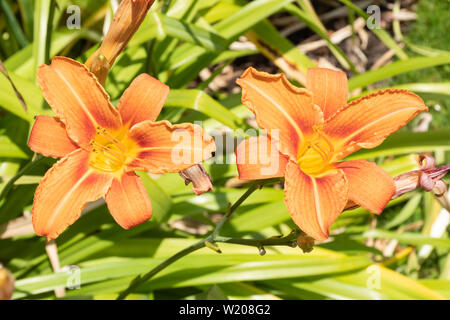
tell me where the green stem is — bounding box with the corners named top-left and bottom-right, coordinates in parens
top-left (208, 181), bottom-right (261, 240)
top-left (116, 179), bottom-right (281, 300)
top-left (215, 230), bottom-right (302, 249)
top-left (33, 0), bottom-right (53, 77)
top-left (0, 155), bottom-right (44, 202)
top-left (116, 239), bottom-right (206, 300)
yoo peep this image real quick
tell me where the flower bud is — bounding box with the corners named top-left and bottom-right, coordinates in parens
top-left (86, 0), bottom-right (155, 70)
top-left (88, 54), bottom-right (109, 86)
top-left (297, 235), bottom-right (314, 253)
top-left (0, 268), bottom-right (14, 300)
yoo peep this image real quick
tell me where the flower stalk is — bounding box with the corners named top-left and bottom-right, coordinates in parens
top-left (116, 178), bottom-right (286, 300)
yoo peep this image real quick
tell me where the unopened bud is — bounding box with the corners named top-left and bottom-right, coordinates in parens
top-left (297, 235), bottom-right (314, 253)
top-left (259, 247), bottom-right (266, 256)
top-left (0, 268), bottom-right (14, 300)
top-left (89, 54), bottom-right (109, 86)
top-left (86, 0), bottom-right (155, 69)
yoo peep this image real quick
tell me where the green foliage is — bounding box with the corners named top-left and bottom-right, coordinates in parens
top-left (389, 0), bottom-right (450, 128)
top-left (0, 0), bottom-right (448, 300)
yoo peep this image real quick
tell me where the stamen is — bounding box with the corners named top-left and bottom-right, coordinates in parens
top-left (310, 143), bottom-right (328, 161)
top-left (89, 152), bottom-right (123, 171)
top-left (91, 147), bottom-right (123, 165)
top-left (89, 126), bottom-right (130, 173)
top-left (97, 127), bottom-right (127, 152)
top-left (91, 141), bottom-right (124, 160)
top-left (314, 127), bottom-right (334, 154)
top-left (101, 153), bottom-right (123, 165)
top-left (88, 162), bottom-right (119, 173)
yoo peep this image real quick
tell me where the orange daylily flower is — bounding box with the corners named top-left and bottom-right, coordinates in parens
top-left (29, 56), bottom-right (215, 240)
top-left (236, 67), bottom-right (427, 241)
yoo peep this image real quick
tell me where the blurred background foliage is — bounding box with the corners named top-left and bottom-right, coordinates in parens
top-left (0, 0), bottom-right (449, 300)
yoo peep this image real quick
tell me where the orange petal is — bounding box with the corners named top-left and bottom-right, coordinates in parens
top-left (105, 171), bottom-right (152, 229)
top-left (28, 115), bottom-right (78, 158)
top-left (284, 162), bottom-right (348, 241)
top-left (32, 149), bottom-right (113, 240)
top-left (236, 136), bottom-right (288, 180)
top-left (335, 160), bottom-right (395, 214)
top-left (118, 74), bottom-right (169, 127)
top-left (37, 57), bottom-right (122, 148)
top-left (324, 89), bottom-right (428, 160)
top-left (127, 120), bottom-right (216, 173)
top-left (306, 68), bottom-right (348, 120)
top-left (236, 67), bottom-right (323, 160)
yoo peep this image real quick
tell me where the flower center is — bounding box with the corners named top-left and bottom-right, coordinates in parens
top-left (297, 127), bottom-right (334, 176)
top-left (89, 126), bottom-right (130, 173)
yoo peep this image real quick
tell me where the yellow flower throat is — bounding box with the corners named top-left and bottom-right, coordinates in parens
top-left (297, 127), bottom-right (334, 176)
top-left (88, 126), bottom-right (137, 174)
